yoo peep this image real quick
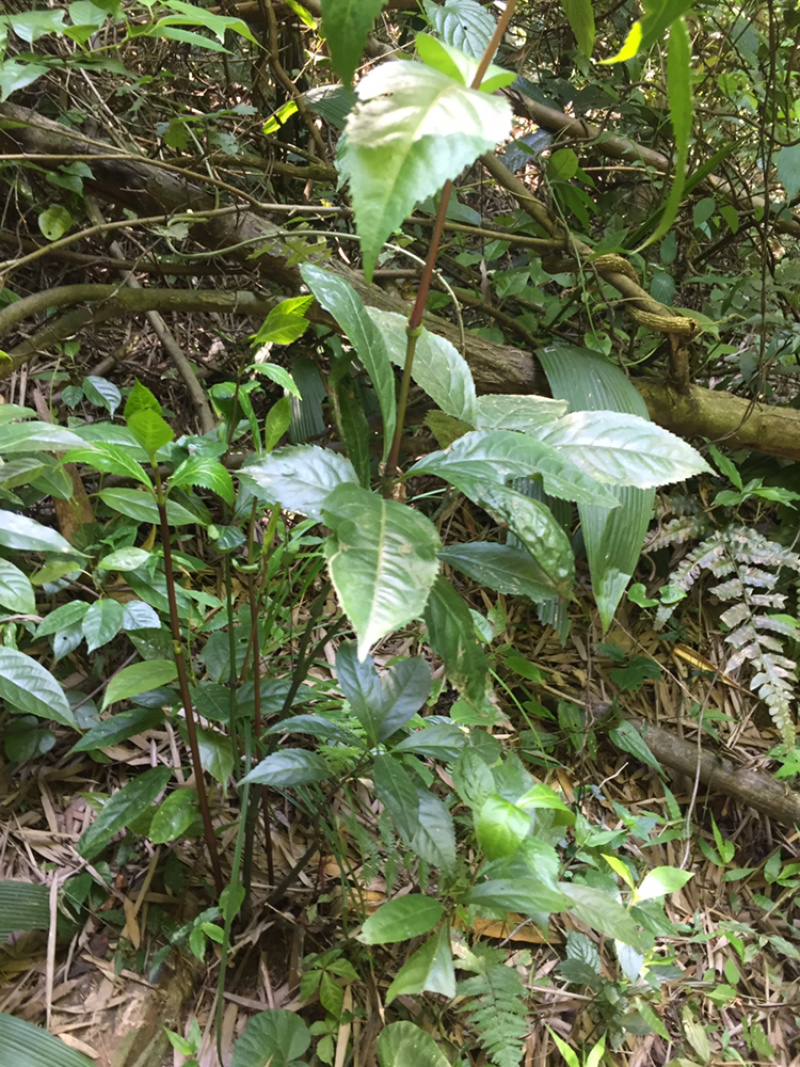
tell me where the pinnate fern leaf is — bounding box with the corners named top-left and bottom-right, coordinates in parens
top-left (457, 960), bottom-right (528, 1067)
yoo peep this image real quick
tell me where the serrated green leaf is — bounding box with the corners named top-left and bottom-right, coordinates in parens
top-left (0, 558), bottom-right (35, 614)
top-left (243, 444), bottom-right (358, 521)
top-left (101, 658), bottom-right (178, 711)
top-left (339, 62), bottom-right (511, 280)
top-left (473, 393), bottom-right (566, 432)
top-left (65, 443), bottom-right (151, 486)
top-left (170, 455), bottom-right (234, 505)
top-left (408, 429), bottom-right (621, 508)
top-left (301, 266), bottom-right (395, 458)
top-left (0, 648), bottom-right (74, 726)
top-left (365, 308), bottom-right (477, 423)
top-left (239, 748), bottom-right (332, 786)
top-left (78, 766), bottom-right (172, 859)
top-left (125, 379), bottom-right (161, 418)
top-left (360, 894), bottom-right (443, 944)
top-left (127, 409), bottom-right (173, 457)
top-left (323, 484), bottom-right (440, 660)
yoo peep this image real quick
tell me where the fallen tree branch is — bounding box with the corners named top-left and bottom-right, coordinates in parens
top-left (626, 717), bottom-right (800, 828)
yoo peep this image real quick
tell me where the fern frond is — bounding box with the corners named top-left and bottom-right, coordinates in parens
top-left (655, 524), bottom-right (800, 745)
top-left (458, 960), bottom-right (528, 1067)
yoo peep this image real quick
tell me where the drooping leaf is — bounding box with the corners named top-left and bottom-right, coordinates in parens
top-left (423, 574), bottom-right (495, 719)
top-left (250, 294), bottom-right (313, 345)
top-left (243, 445), bottom-right (358, 521)
top-left (439, 542), bottom-right (559, 603)
top-left (0, 509), bottom-right (79, 554)
top-left (336, 643), bottom-right (430, 743)
top-left (82, 598), bottom-right (125, 652)
top-left (66, 443), bottom-right (151, 486)
top-left (0, 558), bottom-right (35, 614)
top-left (360, 894), bottom-right (444, 944)
top-left (301, 265), bottom-right (395, 458)
top-left (605, 0), bottom-right (694, 61)
top-left (386, 924), bottom-right (456, 1003)
top-left (101, 658), bottom-right (178, 711)
top-left (365, 308), bottom-right (477, 424)
top-left (149, 789), bottom-right (200, 843)
top-left (475, 795), bottom-right (530, 860)
top-left (411, 786), bottom-right (456, 874)
top-left (78, 766), bottom-right (172, 859)
top-left (323, 483), bottom-right (440, 660)
top-left (372, 753), bottom-right (421, 841)
top-left (69, 707), bottom-right (165, 753)
top-left (170, 455), bottom-right (234, 505)
top-left (98, 488), bottom-right (205, 526)
top-left (0, 648), bottom-right (74, 727)
top-left (82, 375), bottom-right (122, 415)
top-left (320, 0), bottom-right (384, 85)
top-left (339, 62), bottom-right (512, 280)
top-left (559, 0), bottom-right (595, 57)
top-left (0, 422), bottom-right (87, 454)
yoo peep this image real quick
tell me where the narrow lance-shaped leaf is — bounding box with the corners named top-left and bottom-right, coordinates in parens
top-left (321, 0), bottom-right (384, 85)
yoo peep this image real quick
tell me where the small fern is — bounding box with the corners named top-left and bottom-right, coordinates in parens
top-left (457, 944), bottom-right (528, 1067)
top-left (654, 523), bottom-right (800, 745)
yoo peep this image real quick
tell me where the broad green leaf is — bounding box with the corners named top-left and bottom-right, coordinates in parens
top-left (0, 558), bottom-right (35, 614)
top-left (0, 881), bottom-right (50, 940)
top-left (127, 408), bottom-right (173, 457)
top-left (411, 787), bottom-right (456, 875)
top-left (0, 422), bottom-right (87, 454)
top-left (777, 143), bottom-right (800, 203)
top-left (476, 795), bottom-right (530, 860)
top-left (422, 0), bottom-right (495, 60)
top-left (386, 924), bottom-right (455, 1003)
top-left (82, 598), bottom-right (125, 652)
top-left (559, 882), bottom-right (643, 949)
top-left (392, 721), bottom-right (467, 760)
top-left (70, 707), bottom-right (165, 753)
top-left (559, 0), bottom-right (595, 56)
top-left (78, 766), bottom-right (172, 859)
top-left (439, 542), bottom-right (559, 603)
top-left (98, 488), bottom-right (201, 526)
top-left (473, 393), bottom-right (566, 432)
top-left (339, 62), bottom-right (512, 280)
top-left (359, 894), bottom-right (443, 944)
top-left (372, 753), bottom-right (421, 841)
top-left (336, 643), bottom-right (430, 743)
top-left (1, 9), bottom-right (67, 42)
top-left (301, 265), bottom-right (395, 457)
top-left (365, 308), bottom-right (477, 424)
top-left (149, 789), bottom-right (200, 843)
top-left (264, 396), bottom-right (292, 453)
top-left (101, 658), bottom-right (178, 711)
top-left (0, 406), bottom-right (36, 425)
top-left (66, 443), bottom-right (150, 486)
top-left (250, 294), bottom-right (313, 345)
top-left (539, 344), bottom-right (658, 630)
top-left (0, 60), bottom-right (49, 103)
top-left (0, 648), bottom-right (74, 726)
top-left (407, 429), bottom-right (621, 508)
top-left (320, 0), bottom-right (384, 85)
top-left (250, 362), bottom-right (302, 398)
top-left (82, 375), bottom-right (122, 415)
top-left (423, 575), bottom-right (494, 718)
top-left (196, 725), bottom-right (234, 786)
top-left (38, 205), bottom-right (72, 241)
top-left (323, 483), bottom-right (440, 660)
top-left (125, 379), bottom-right (161, 418)
top-left (378, 1022), bottom-right (450, 1067)
top-left (634, 866), bottom-right (693, 903)
top-left (36, 601), bottom-right (90, 638)
top-left (243, 445), bottom-right (358, 521)
top-left (539, 410), bottom-right (710, 487)
top-left (98, 547), bottom-right (152, 571)
top-left (240, 748), bottom-right (332, 786)
top-left (0, 456), bottom-right (46, 490)
top-left (158, 0), bottom-right (259, 45)
top-left (231, 1010), bottom-right (311, 1067)
top-left (416, 35), bottom-right (515, 93)
top-left (452, 746), bottom-right (495, 808)
top-left (464, 875), bottom-right (566, 916)
top-left (170, 455), bottom-right (234, 505)
top-left (0, 1012), bottom-right (95, 1067)
top-left (264, 714), bottom-right (360, 746)
top-left (516, 783), bottom-right (575, 823)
